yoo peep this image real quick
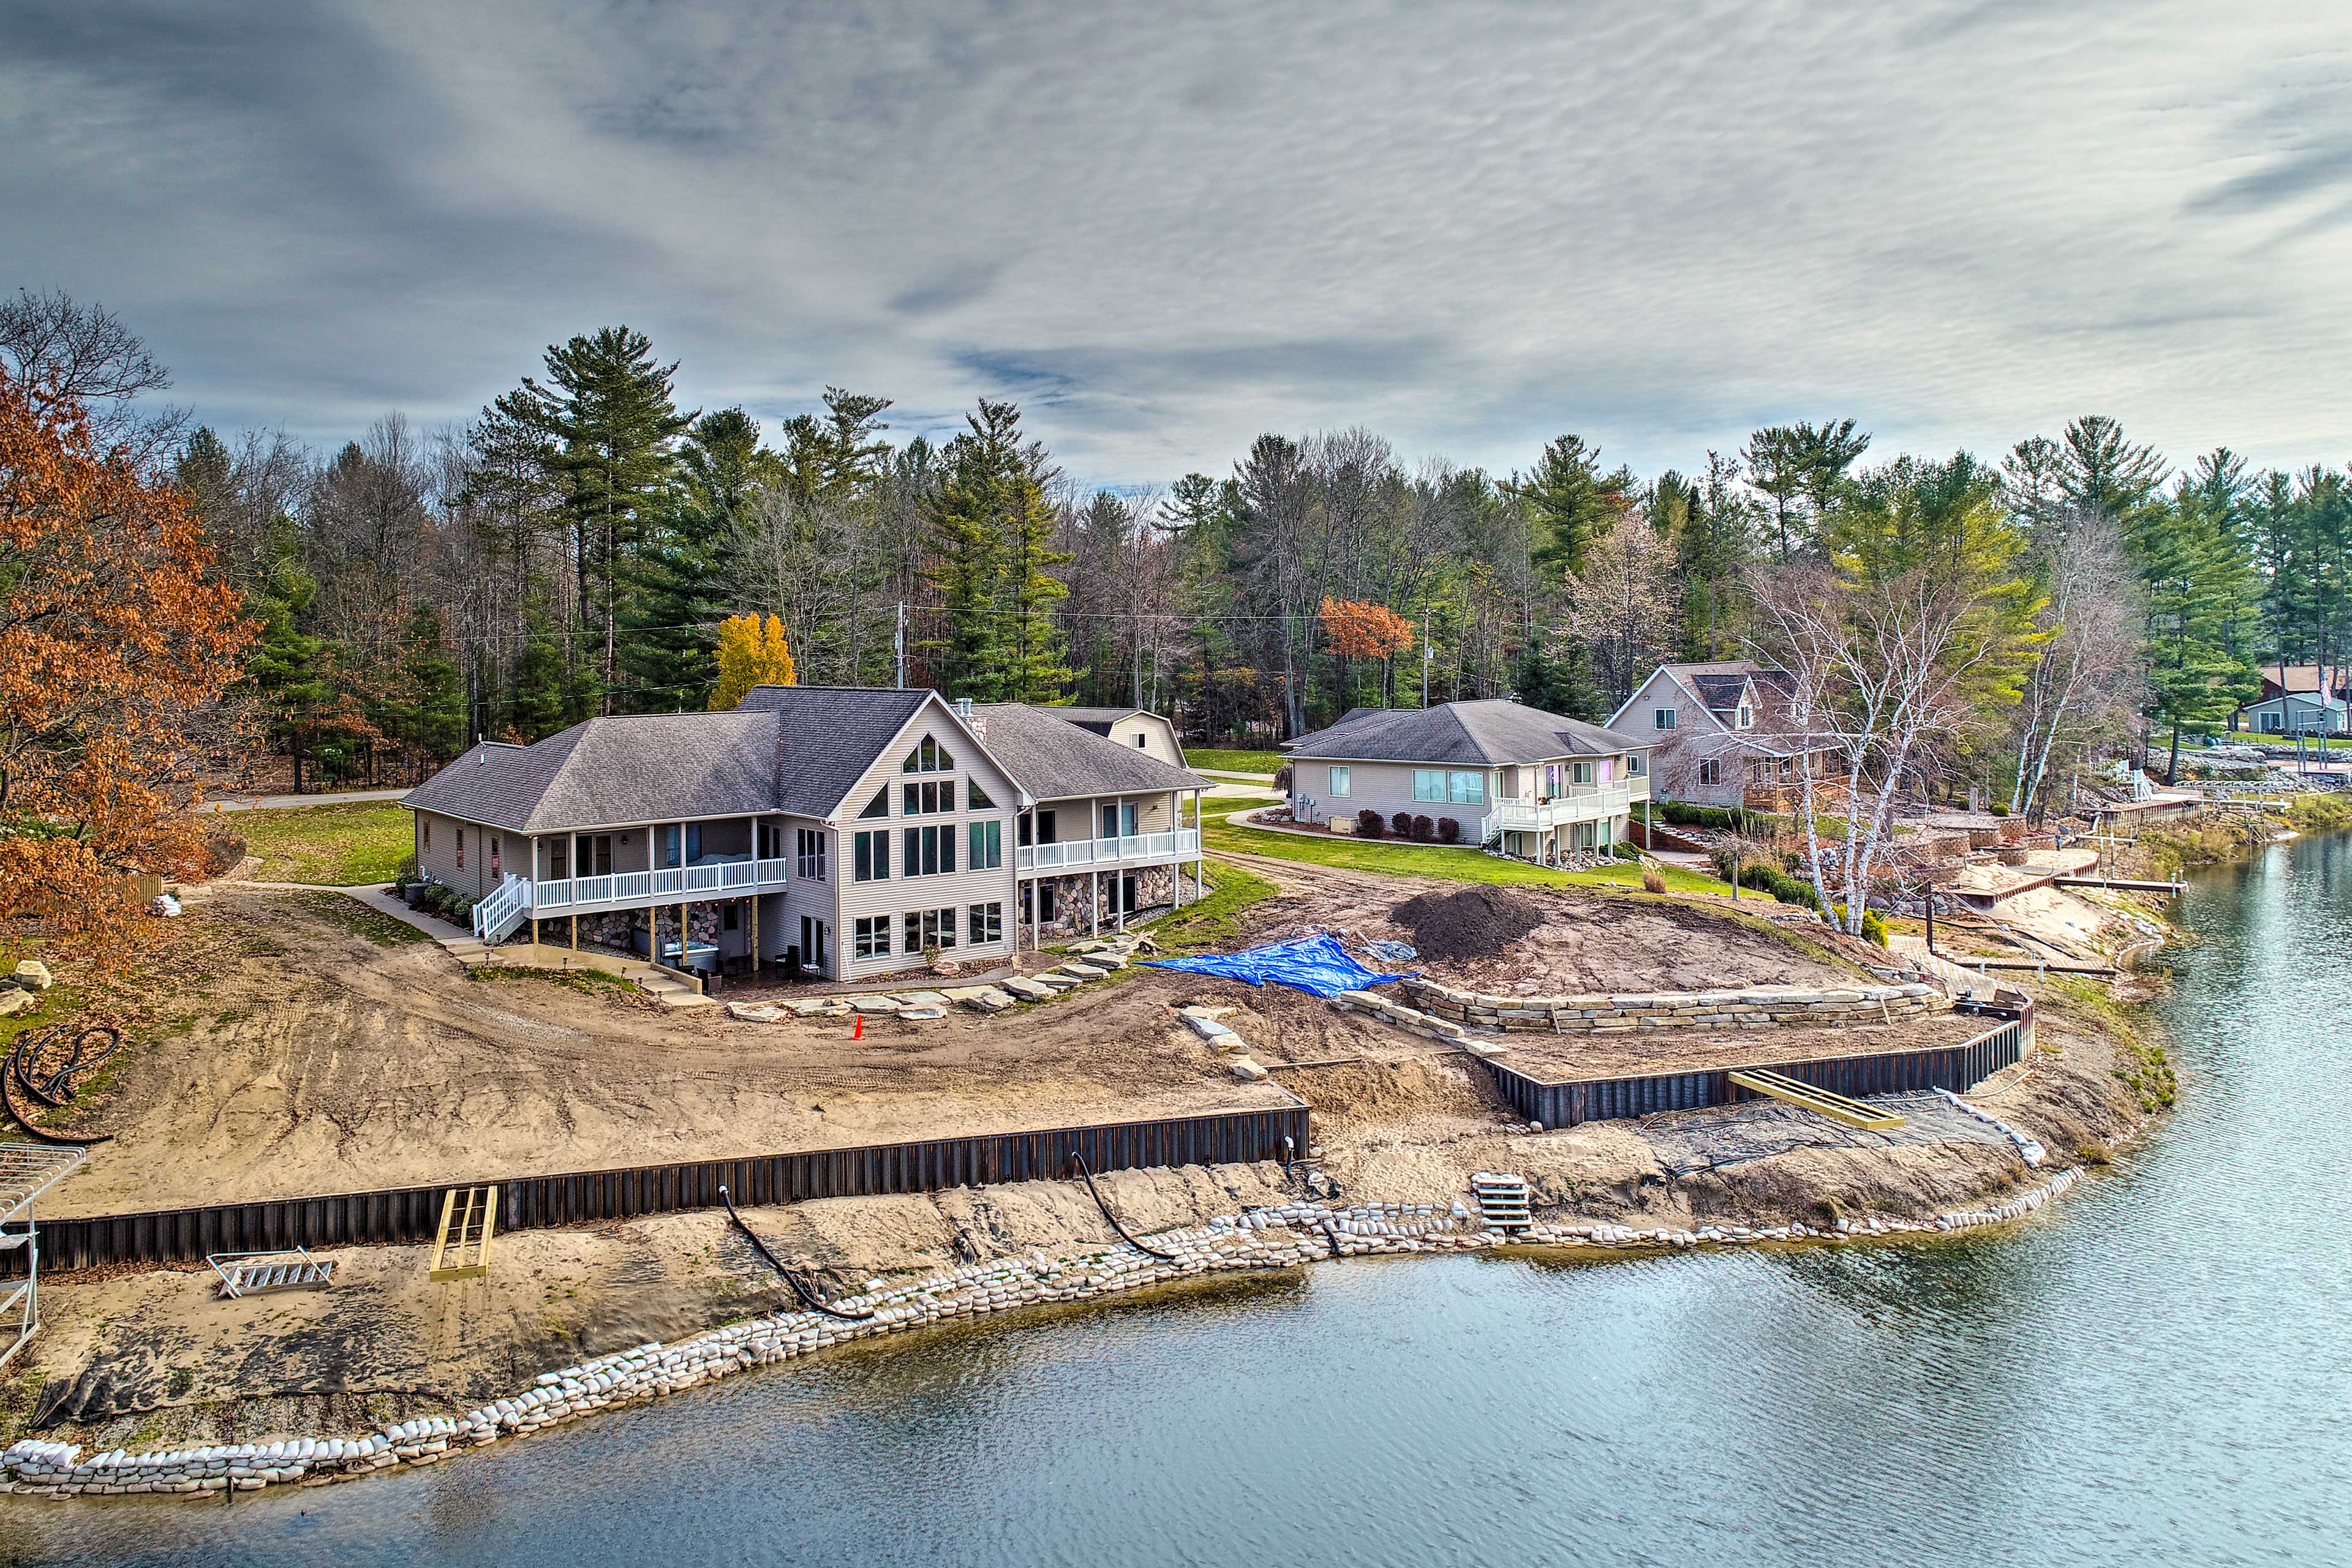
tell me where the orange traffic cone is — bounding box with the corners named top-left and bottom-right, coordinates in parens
top-left (852, 1013), bottom-right (864, 1040)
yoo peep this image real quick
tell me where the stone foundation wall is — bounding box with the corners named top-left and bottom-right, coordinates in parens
top-left (1395, 978), bottom-right (1947, 1033)
top-left (1031, 865), bottom-right (1197, 940)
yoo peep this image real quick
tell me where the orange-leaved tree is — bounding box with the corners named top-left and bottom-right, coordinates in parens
top-left (1318, 597), bottom-right (1417, 707)
top-left (707, 613), bottom-right (797, 710)
top-left (0, 366), bottom-right (252, 949)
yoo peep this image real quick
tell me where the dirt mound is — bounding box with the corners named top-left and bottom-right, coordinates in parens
top-left (1393, 886), bottom-right (1547, 963)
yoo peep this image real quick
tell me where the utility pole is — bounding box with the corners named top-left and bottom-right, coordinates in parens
top-left (895, 601), bottom-right (907, 690)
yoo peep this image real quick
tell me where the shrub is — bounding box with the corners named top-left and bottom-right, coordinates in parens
top-left (1410, 814), bottom-right (1435, 842)
top-left (1390, 812), bottom-right (1414, 839)
top-left (1356, 809), bottom-right (1386, 839)
top-left (1274, 763), bottom-right (1294, 793)
top-left (1640, 866), bottom-right (1667, 894)
top-left (1612, 842), bottom-right (1640, 861)
top-left (1436, 816), bottom-right (1460, 844)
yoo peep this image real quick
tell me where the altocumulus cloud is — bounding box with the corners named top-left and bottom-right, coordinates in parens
top-left (2, 0), bottom-right (2348, 484)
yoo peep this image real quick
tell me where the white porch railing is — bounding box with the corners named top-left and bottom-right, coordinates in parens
top-left (1016, 827), bottom-right (1200, 873)
top-left (472, 873), bottom-right (533, 943)
top-left (1480, 786), bottom-right (1637, 840)
top-left (528, 858), bottom-right (785, 916)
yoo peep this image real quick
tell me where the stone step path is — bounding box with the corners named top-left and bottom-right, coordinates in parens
top-left (1471, 1172), bottom-right (1532, 1232)
top-left (732, 936), bottom-right (1144, 1025)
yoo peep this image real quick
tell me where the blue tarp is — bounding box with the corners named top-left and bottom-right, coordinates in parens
top-left (1142, 933), bottom-right (1415, 998)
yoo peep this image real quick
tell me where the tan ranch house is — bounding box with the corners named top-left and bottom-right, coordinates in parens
top-left (1281, 698), bottom-right (1651, 864)
top-left (402, 686), bottom-right (1208, 984)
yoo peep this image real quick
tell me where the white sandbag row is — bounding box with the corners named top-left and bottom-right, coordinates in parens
top-left (2, 1166), bottom-right (2088, 1501)
top-left (1932, 1086), bottom-right (2048, 1166)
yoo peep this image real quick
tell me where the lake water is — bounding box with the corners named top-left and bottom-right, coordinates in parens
top-left (8, 832), bottom-right (2347, 1567)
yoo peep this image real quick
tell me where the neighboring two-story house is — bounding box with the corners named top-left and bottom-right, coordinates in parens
top-left (1281, 699), bottom-right (1651, 864)
top-left (1607, 661), bottom-right (1837, 810)
top-left (1041, 706), bottom-right (1187, 767)
top-left (402, 688), bottom-right (1207, 984)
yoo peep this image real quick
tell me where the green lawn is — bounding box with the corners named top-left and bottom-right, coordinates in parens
top-left (1185, 747), bottom-right (1286, 775)
top-left (1204, 809), bottom-right (1735, 895)
top-left (1141, 859), bottom-right (1281, 952)
top-left (232, 802), bottom-right (413, 885)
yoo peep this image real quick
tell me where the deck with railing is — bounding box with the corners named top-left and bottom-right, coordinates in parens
top-left (1016, 828), bottom-right (1201, 873)
top-left (1480, 785), bottom-right (1638, 838)
top-left (527, 857), bottom-right (792, 916)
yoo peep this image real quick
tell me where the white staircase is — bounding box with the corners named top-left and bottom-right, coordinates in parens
top-left (472, 873), bottom-right (533, 944)
top-left (1471, 1171), bottom-right (1532, 1233)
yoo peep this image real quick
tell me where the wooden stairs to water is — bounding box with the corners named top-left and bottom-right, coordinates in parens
top-left (428, 1186), bottom-right (497, 1281)
top-left (1471, 1172), bottom-right (1532, 1233)
top-left (1727, 1069), bottom-right (1907, 1131)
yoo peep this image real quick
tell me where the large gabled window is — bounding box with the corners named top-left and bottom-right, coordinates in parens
top-left (966, 777), bottom-right (995, 809)
top-left (859, 787), bottom-right (890, 819)
top-left (902, 734), bottom-right (950, 774)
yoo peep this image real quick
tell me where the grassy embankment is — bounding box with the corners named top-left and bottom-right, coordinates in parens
top-left (1186, 747), bottom-right (1286, 775)
top-left (232, 802), bottom-right (412, 886)
top-left (2130, 792), bottom-right (2352, 877)
top-left (1204, 804), bottom-right (1736, 895)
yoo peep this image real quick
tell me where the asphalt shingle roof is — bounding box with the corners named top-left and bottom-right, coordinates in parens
top-left (402, 712), bottom-right (780, 834)
top-left (734, 685), bottom-right (935, 818)
top-left (971, 704), bottom-right (1207, 801)
top-left (1283, 699), bottom-right (1648, 765)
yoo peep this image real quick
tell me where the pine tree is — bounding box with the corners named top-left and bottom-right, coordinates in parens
top-left (627, 409), bottom-right (775, 707)
top-left (520, 326), bottom-right (693, 708)
top-left (1517, 434), bottom-right (1632, 578)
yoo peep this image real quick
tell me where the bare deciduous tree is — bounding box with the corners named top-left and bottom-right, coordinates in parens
top-left (2010, 511), bottom-right (2143, 821)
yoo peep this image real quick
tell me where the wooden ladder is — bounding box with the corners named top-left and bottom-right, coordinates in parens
top-left (1728, 1069), bottom-right (1907, 1131)
top-left (429, 1186), bottom-right (498, 1281)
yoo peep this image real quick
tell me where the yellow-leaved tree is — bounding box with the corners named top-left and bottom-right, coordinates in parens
top-left (707, 614), bottom-right (797, 710)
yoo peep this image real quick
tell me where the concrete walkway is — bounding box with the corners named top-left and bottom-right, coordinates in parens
top-left (194, 788), bottom-right (409, 813)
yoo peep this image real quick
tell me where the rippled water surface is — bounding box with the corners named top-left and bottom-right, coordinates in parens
top-left (7, 834), bottom-right (2348, 1567)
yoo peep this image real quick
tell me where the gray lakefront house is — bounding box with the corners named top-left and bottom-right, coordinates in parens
top-left (401, 685), bottom-right (1209, 984)
top-left (1281, 698), bottom-right (1651, 863)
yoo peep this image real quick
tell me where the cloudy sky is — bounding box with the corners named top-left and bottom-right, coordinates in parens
top-left (4, 1), bottom-right (2348, 488)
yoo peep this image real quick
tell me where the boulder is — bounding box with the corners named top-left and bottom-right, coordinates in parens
top-left (898, 1006), bottom-right (949, 1022)
top-left (1182, 1014), bottom-right (1237, 1042)
top-left (0, 990), bottom-right (30, 1018)
top-left (11, 961), bottom-right (52, 992)
top-left (891, 990), bottom-right (949, 1008)
top-left (1228, 1057), bottom-right (1269, 1082)
top-left (1000, 976), bottom-right (1057, 1001)
top-left (846, 995), bottom-right (903, 1014)
top-left (725, 1001), bottom-right (782, 1023)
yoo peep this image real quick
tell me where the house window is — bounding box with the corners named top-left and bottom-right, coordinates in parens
top-left (853, 916), bottom-right (891, 960)
top-left (902, 735), bottom-right (950, 773)
top-left (1736, 704), bottom-right (1754, 731)
top-left (1654, 707), bottom-right (1677, 731)
top-left (1023, 881), bottom-right (1057, 922)
top-left (1133, 733), bottom-right (1147, 748)
top-left (1413, 769), bottom-right (1447, 801)
top-left (1328, 766), bottom-right (1351, 796)
top-left (722, 904), bottom-right (739, 932)
top-left (1036, 809), bottom-right (1057, 844)
top-left (968, 902), bottom-right (1003, 945)
top-left (853, 829), bottom-right (890, 882)
top-left (491, 839), bottom-right (501, 878)
top-left (800, 915), bottom-right (829, 969)
top-left (757, 820), bottom-right (785, 859)
top-left (903, 779), bottom-right (954, 815)
top-left (1100, 801), bottom-right (1139, 839)
top-left (796, 828), bottom-right (828, 881)
top-left (1697, 758), bottom-right (1723, 786)
top-left (968, 820), bottom-right (1002, 870)
top-left (1571, 761), bottom-right (1594, 786)
top-left (456, 828), bottom-right (465, 869)
top-left (1448, 771), bottom-right (1485, 805)
top-left (859, 788), bottom-right (890, 819)
top-left (903, 907), bottom-right (957, 952)
top-left (967, 777), bottom-right (995, 809)
top-left (1627, 753), bottom-right (1645, 777)
top-left (902, 824), bottom-right (956, 876)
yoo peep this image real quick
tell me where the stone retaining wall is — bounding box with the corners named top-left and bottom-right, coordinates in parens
top-left (1385, 978), bottom-right (1948, 1034)
top-left (1, 1165), bottom-right (2081, 1502)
